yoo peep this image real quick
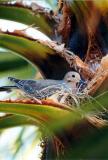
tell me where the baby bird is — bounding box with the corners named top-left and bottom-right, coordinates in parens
top-left (0, 71), bottom-right (81, 104)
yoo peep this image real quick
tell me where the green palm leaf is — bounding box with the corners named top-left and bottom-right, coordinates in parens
top-left (0, 33), bottom-right (70, 79)
top-left (0, 4), bottom-right (52, 35)
top-left (0, 101), bottom-right (72, 133)
top-left (0, 114), bottom-right (35, 129)
top-left (0, 51), bottom-right (36, 78)
top-left (0, 91), bottom-right (107, 132)
top-left (62, 125), bottom-right (108, 159)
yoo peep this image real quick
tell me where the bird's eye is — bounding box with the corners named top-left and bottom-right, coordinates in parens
top-left (72, 75), bottom-right (75, 78)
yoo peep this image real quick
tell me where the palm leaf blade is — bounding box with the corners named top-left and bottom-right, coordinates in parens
top-left (0, 33), bottom-right (70, 79)
top-left (0, 5), bottom-right (51, 35)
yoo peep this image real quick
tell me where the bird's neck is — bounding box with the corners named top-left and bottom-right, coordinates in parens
top-left (68, 81), bottom-right (76, 87)
top-left (68, 82), bottom-right (77, 93)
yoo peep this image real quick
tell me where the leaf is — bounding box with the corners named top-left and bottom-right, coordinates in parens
top-left (0, 91), bottom-right (108, 160)
top-left (81, 91), bottom-right (108, 114)
top-left (0, 4), bottom-right (52, 35)
top-left (0, 91), bottom-right (107, 133)
top-left (0, 51), bottom-right (36, 78)
top-left (0, 33), bottom-right (70, 79)
top-left (0, 102), bottom-right (71, 130)
top-left (0, 114), bottom-right (35, 129)
top-left (0, 53), bottom-right (28, 72)
top-left (62, 125), bottom-right (108, 159)
top-left (0, 64), bottom-right (36, 79)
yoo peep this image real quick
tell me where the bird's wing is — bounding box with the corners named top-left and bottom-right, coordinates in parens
top-left (33, 83), bottom-right (71, 99)
top-left (24, 79), bottom-right (64, 91)
top-left (9, 78), bottom-right (64, 90)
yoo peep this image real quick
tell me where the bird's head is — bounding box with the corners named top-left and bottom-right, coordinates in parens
top-left (64, 71), bottom-right (81, 84)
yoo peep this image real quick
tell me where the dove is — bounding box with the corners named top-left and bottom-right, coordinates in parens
top-left (0, 71), bottom-right (81, 104)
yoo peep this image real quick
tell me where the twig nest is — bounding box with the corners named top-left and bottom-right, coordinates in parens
top-left (100, 54), bottom-right (108, 70)
top-left (85, 55), bottom-right (108, 96)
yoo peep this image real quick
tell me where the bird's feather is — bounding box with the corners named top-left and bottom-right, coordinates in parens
top-left (0, 72), bottom-right (81, 102)
top-left (0, 86), bottom-right (18, 92)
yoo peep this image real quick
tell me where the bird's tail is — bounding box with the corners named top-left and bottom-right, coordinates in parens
top-left (8, 77), bottom-right (20, 83)
top-left (0, 86), bottom-right (18, 92)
